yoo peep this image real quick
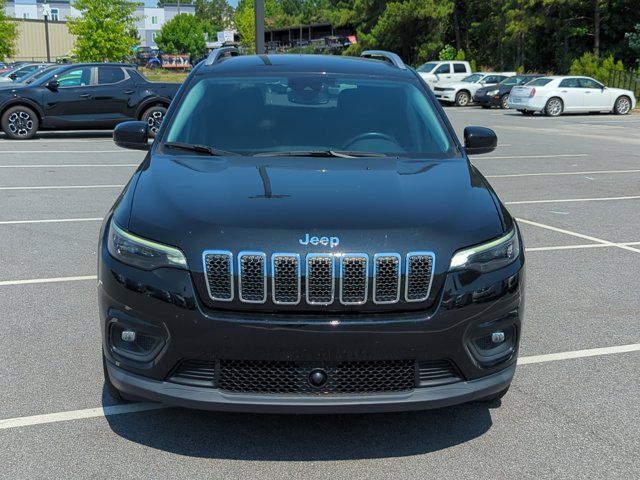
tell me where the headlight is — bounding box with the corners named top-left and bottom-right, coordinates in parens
top-left (487, 89), bottom-right (499, 96)
top-left (449, 227), bottom-right (520, 273)
top-left (107, 220), bottom-right (188, 270)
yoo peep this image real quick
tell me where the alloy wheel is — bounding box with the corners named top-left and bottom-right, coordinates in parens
top-left (546, 99), bottom-right (562, 116)
top-left (8, 111), bottom-right (34, 137)
top-left (501, 94), bottom-right (510, 109)
top-left (147, 109), bottom-right (165, 134)
top-left (616, 97), bottom-right (631, 115)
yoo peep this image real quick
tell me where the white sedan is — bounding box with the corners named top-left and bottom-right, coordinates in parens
top-left (508, 76), bottom-right (636, 116)
top-left (433, 72), bottom-right (514, 106)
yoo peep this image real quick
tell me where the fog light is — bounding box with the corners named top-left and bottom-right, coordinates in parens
top-left (121, 330), bottom-right (136, 343)
top-left (491, 331), bottom-right (505, 344)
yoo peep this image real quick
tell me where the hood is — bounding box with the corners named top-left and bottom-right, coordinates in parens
top-left (127, 155), bottom-right (506, 272)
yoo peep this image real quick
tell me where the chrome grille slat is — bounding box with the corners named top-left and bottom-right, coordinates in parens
top-left (373, 253), bottom-right (401, 304)
top-left (203, 250), bottom-right (435, 307)
top-left (272, 253), bottom-right (301, 304)
top-left (340, 254), bottom-right (368, 305)
top-left (203, 250), bottom-right (233, 301)
top-left (238, 251), bottom-right (267, 303)
top-left (405, 252), bottom-right (435, 302)
top-left (306, 254), bottom-right (335, 305)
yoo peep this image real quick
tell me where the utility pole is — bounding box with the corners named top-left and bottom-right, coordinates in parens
top-left (41, 2), bottom-right (52, 62)
top-left (254, 0), bottom-right (265, 54)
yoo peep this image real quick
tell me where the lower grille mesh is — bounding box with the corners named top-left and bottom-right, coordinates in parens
top-left (219, 359), bottom-right (415, 395)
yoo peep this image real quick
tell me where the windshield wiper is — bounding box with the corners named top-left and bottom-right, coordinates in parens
top-left (254, 150), bottom-right (386, 158)
top-left (164, 141), bottom-right (238, 156)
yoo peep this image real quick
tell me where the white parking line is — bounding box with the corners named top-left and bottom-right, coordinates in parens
top-left (0, 150), bottom-right (126, 154)
top-left (0, 164), bottom-right (137, 168)
top-left (517, 344), bottom-right (640, 365)
top-left (472, 154), bottom-right (588, 160)
top-left (526, 242), bottom-right (640, 252)
top-left (0, 275), bottom-right (97, 286)
top-left (0, 217), bottom-right (103, 225)
top-left (517, 218), bottom-right (640, 254)
top-left (486, 169), bottom-right (640, 178)
top-left (0, 404), bottom-right (170, 431)
top-left (0, 342), bottom-right (638, 431)
top-left (506, 195), bottom-right (640, 205)
top-left (0, 184), bottom-right (124, 191)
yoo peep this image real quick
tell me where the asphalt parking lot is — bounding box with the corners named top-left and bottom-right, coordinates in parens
top-left (1, 108), bottom-right (639, 479)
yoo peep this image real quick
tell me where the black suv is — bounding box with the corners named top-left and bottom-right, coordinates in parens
top-left (0, 63), bottom-right (180, 139)
top-left (100, 50), bottom-right (525, 413)
top-left (474, 74), bottom-right (544, 109)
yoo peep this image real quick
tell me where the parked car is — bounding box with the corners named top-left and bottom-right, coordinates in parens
top-left (508, 76), bottom-right (637, 116)
top-left (473, 74), bottom-right (545, 109)
top-left (416, 60), bottom-right (472, 89)
top-left (433, 72), bottom-right (515, 106)
top-left (0, 65), bottom-right (61, 89)
top-left (0, 63), bottom-right (54, 83)
top-left (101, 51), bottom-right (524, 413)
top-left (0, 63), bottom-right (181, 139)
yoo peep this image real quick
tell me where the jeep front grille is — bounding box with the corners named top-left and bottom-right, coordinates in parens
top-left (271, 254), bottom-right (300, 304)
top-left (306, 254), bottom-right (335, 304)
top-left (203, 251), bottom-right (435, 307)
top-left (203, 250), bottom-right (233, 301)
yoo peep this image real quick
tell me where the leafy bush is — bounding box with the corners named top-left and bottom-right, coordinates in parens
top-left (569, 52), bottom-right (624, 84)
top-left (439, 44), bottom-right (466, 61)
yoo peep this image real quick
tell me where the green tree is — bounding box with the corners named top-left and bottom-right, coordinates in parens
top-left (195, 0), bottom-right (234, 31)
top-left (626, 24), bottom-right (640, 63)
top-left (155, 14), bottom-right (207, 57)
top-left (0, 0), bottom-right (18, 61)
top-left (570, 52), bottom-right (624, 83)
top-left (233, 0), bottom-right (283, 52)
top-left (68, 0), bottom-right (139, 62)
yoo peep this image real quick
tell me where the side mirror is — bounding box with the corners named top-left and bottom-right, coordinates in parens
top-left (464, 126), bottom-right (497, 155)
top-left (46, 79), bottom-right (59, 91)
top-left (114, 121), bottom-right (149, 151)
top-left (9, 73), bottom-right (17, 80)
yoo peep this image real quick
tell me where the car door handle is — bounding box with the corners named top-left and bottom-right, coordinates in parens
top-left (585, 91), bottom-right (591, 94)
top-left (80, 93), bottom-right (91, 98)
top-left (561, 90), bottom-right (568, 93)
top-left (123, 90), bottom-right (135, 94)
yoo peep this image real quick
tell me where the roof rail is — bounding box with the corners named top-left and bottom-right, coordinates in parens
top-left (360, 50), bottom-right (407, 70)
top-left (204, 46), bottom-right (240, 66)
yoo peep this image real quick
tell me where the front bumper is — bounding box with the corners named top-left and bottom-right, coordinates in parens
top-left (473, 93), bottom-right (501, 107)
top-left (434, 91), bottom-right (456, 102)
top-left (99, 227), bottom-right (525, 413)
top-left (107, 360), bottom-right (516, 413)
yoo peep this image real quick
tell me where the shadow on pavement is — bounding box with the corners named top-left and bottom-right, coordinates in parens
top-left (103, 385), bottom-right (496, 460)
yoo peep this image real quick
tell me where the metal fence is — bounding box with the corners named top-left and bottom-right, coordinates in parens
top-left (607, 69), bottom-right (640, 98)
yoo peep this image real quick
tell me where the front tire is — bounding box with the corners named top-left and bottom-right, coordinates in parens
top-left (613, 95), bottom-right (632, 115)
top-left (544, 97), bottom-right (564, 117)
top-left (455, 90), bottom-right (471, 107)
top-left (1, 105), bottom-right (39, 139)
top-left (141, 105), bottom-right (167, 138)
top-left (500, 94), bottom-right (510, 109)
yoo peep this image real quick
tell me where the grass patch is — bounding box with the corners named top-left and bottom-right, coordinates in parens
top-left (139, 68), bottom-right (189, 83)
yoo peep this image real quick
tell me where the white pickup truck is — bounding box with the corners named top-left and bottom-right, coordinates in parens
top-left (417, 60), bottom-right (472, 89)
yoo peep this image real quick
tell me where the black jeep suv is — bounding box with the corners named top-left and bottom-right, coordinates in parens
top-left (100, 50), bottom-right (525, 413)
top-left (0, 63), bottom-right (179, 139)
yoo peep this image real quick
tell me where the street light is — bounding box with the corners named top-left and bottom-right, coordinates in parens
top-left (40, 2), bottom-right (52, 62)
top-left (254, 0), bottom-right (264, 54)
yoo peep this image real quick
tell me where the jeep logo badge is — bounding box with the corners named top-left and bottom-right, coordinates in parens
top-left (299, 233), bottom-right (340, 248)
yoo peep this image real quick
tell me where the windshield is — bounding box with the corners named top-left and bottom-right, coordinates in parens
top-left (499, 76), bottom-right (521, 86)
top-left (462, 74), bottom-right (483, 83)
top-left (163, 74), bottom-right (453, 157)
top-left (23, 66), bottom-right (58, 83)
top-left (417, 62), bottom-right (438, 73)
